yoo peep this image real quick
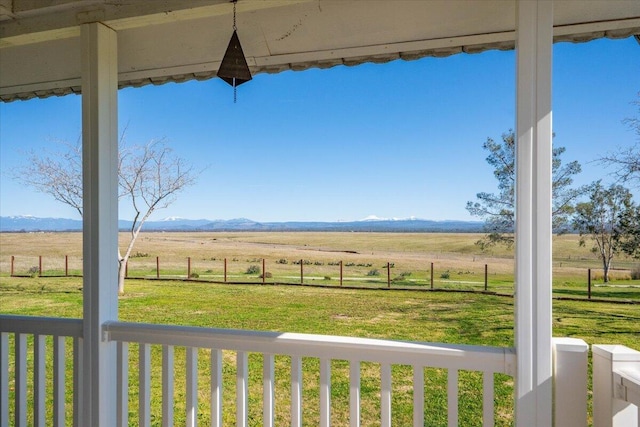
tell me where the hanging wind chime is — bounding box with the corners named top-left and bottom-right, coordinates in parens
top-left (217, 0), bottom-right (252, 102)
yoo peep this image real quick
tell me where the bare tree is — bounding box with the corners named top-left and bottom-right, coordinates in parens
top-left (598, 143), bottom-right (640, 189)
top-left (598, 94), bottom-right (640, 189)
top-left (15, 137), bottom-right (198, 294)
top-left (17, 139), bottom-right (84, 218)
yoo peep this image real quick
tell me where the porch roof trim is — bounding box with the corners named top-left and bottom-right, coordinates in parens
top-left (1, 0), bottom-right (639, 102)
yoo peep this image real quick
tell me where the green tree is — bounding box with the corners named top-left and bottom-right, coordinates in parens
top-left (466, 130), bottom-right (584, 249)
top-left (615, 204), bottom-right (640, 259)
top-left (572, 182), bottom-right (636, 282)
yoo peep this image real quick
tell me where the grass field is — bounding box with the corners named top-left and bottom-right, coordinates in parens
top-left (1, 231), bottom-right (639, 425)
top-left (1, 278), bottom-right (639, 426)
top-left (1, 231), bottom-right (639, 300)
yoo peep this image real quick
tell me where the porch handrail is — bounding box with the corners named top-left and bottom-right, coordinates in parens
top-left (1, 315), bottom-right (517, 426)
top-left (0, 314), bottom-right (82, 337)
top-left (104, 321), bottom-right (516, 374)
top-left (614, 368), bottom-right (640, 407)
top-left (104, 320), bottom-right (515, 427)
top-left (593, 344), bottom-right (640, 427)
top-left (0, 314), bottom-right (83, 427)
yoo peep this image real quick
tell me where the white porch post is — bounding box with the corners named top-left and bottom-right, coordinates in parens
top-left (81, 22), bottom-right (119, 426)
top-left (515, 1), bottom-right (553, 426)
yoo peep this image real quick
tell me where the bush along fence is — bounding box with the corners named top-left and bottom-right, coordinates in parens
top-left (6, 255), bottom-right (638, 296)
top-left (8, 255), bottom-right (83, 278)
top-left (8, 254), bottom-right (500, 290)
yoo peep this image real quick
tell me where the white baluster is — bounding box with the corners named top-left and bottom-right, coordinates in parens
top-left (139, 343), bottom-right (151, 427)
top-left (186, 347), bottom-right (198, 427)
top-left (236, 351), bottom-right (248, 427)
top-left (320, 358), bottom-right (331, 427)
top-left (162, 345), bottom-right (174, 427)
top-left (263, 354), bottom-right (275, 427)
top-left (211, 349), bottom-right (222, 427)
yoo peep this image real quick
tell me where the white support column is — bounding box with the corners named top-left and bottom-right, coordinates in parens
top-left (515, 1), bottom-right (553, 426)
top-left (81, 22), bottom-right (119, 427)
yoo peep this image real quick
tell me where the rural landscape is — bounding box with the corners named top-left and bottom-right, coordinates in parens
top-left (1, 6), bottom-right (639, 424)
top-left (1, 230), bottom-right (639, 425)
top-left (2, 102), bottom-right (639, 427)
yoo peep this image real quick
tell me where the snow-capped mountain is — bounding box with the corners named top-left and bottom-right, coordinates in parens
top-left (0, 216), bottom-right (483, 233)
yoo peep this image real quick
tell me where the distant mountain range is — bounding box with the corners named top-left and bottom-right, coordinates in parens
top-left (0, 215), bottom-right (484, 233)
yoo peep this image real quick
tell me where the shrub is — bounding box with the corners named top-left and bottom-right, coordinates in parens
top-left (367, 269), bottom-right (380, 276)
top-left (324, 276), bottom-right (331, 280)
top-left (440, 270), bottom-right (450, 279)
top-left (246, 265), bottom-right (261, 275)
top-left (28, 266), bottom-right (39, 278)
top-left (260, 272), bottom-right (273, 279)
top-left (399, 271), bottom-right (412, 277)
top-left (276, 258), bottom-right (288, 264)
top-left (189, 272), bottom-right (199, 278)
top-left (592, 270), bottom-right (632, 281)
top-left (632, 267), bottom-right (640, 280)
top-left (314, 261), bottom-right (324, 266)
top-left (130, 251), bottom-right (149, 258)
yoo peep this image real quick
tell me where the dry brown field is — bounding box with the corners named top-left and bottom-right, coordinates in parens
top-left (1, 231), bottom-right (638, 293)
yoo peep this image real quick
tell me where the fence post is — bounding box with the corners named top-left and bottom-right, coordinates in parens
top-left (340, 261), bottom-right (343, 287)
top-left (430, 262), bottom-right (434, 290)
top-left (387, 262), bottom-right (391, 288)
top-left (125, 261), bottom-right (128, 279)
top-left (588, 268), bottom-right (592, 300)
top-left (300, 259), bottom-right (303, 285)
top-left (156, 256), bottom-right (160, 279)
top-left (484, 264), bottom-right (488, 291)
top-left (262, 258), bottom-right (266, 285)
top-left (187, 257), bottom-right (191, 279)
top-left (224, 258), bottom-right (227, 283)
top-left (11, 255), bottom-right (15, 277)
top-left (39, 255), bottom-right (42, 277)
top-left (65, 255), bottom-right (69, 277)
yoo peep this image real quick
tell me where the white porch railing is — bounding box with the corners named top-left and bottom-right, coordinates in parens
top-left (105, 321), bottom-right (516, 427)
top-left (593, 344), bottom-right (640, 427)
top-left (1, 315), bottom-right (516, 427)
top-left (16, 315), bottom-right (640, 427)
top-left (0, 315), bottom-right (83, 427)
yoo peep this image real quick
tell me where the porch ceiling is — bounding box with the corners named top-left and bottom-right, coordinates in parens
top-left (1, 0), bottom-right (639, 102)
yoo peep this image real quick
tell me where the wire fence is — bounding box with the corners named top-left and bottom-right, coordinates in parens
top-left (8, 254), bottom-right (496, 290)
top-left (5, 254), bottom-right (640, 300)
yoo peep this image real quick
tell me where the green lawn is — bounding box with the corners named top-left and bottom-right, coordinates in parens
top-left (1, 276), bottom-right (638, 426)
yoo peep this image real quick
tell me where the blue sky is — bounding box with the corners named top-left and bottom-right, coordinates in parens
top-left (0, 37), bottom-right (638, 222)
